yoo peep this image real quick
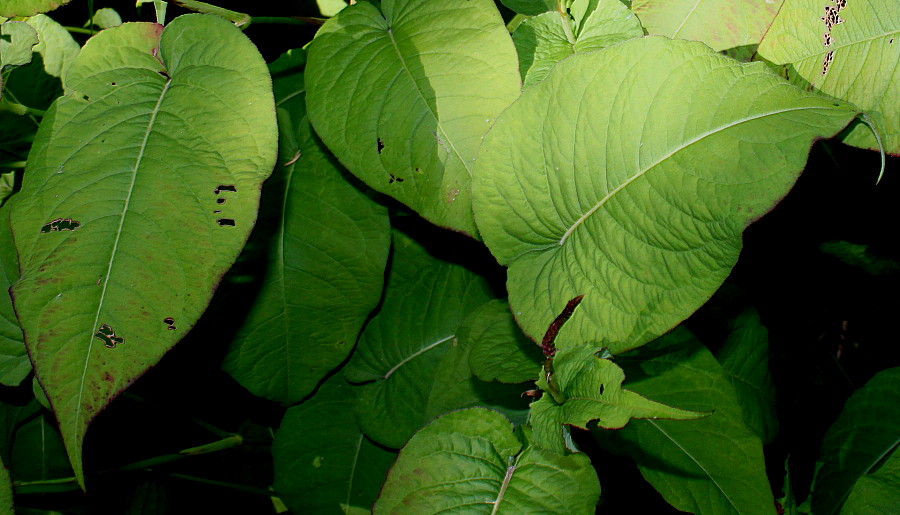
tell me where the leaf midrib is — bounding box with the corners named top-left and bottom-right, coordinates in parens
top-left (558, 105), bottom-right (843, 246)
top-left (75, 77), bottom-right (173, 431)
top-left (383, 334), bottom-right (455, 380)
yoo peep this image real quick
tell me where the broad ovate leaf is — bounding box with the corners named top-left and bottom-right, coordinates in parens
top-left (223, 53), bottom-right (390, 404)
top-left (463, 299), bottom-right (542, 384)
top-left (305, 0), bottom-right (521, 237)
top-left (273, 376), bottom-right (396, 514)
top-left (632, 0), bottom-right (783, 51)
top-left (812, 367), bottom-right (900, 515)
top-left (89, 7), bottom-right (123, 29)
top-left (840, 447), bottom-right (900, 515)
top-left (716, 308), bottom-right (778, 443)
top-left (757, 0), bottom-right (899, 154)
top-left (596, 328), bottom-right (773, 515)
top-left (10, 14), bottom-right (277, 486)
top-left (344, 231), bottom-right (501, 448)
top-left (513, 0), bottom-right (643, 86)
top-left (0, 203), bottom-right (29, 387)
top-left (0, 0), bottom-right (71, 17)
top-left (374, 407), bottom-right (600, 514)
top-left (0, 20), bottom-right (38, 72)
top-left (473, 36), bottom-right (858, 354)
top-left (530, 344), bottom-right (704, 454)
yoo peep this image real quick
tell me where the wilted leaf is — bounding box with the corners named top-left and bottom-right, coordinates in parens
top-left (716, 308), bottom-right (778, 443)
top-left (812, 367), bottom-right (900, 515)
top-left (374, 407), bottom-right (600, 514)
top-left (273, 376), bottom-right (396, 514)
top-left (463, 299), bottom-right (542, 384)
top-left (757, 0), bottom-right (898, 154)
top-left (223, 51), bottom-right (390, 403)
top-left (513, 0), bottom-right (643, 86)
top-left (473, 36), bottom-right (858, 354)
top-left (632, 0), bottom-right (783, 51)
top-left (530, 344), bottom-right (704, 454)
top-left (0, 0), bottom-right (72, 17)
top-left (10, 14), bottom-right (277, 486)
top-left (596, 328), bottom-right (774, 514)
top-left (306, 0), bottom-right (521, 237)
top-left (344, 231), bottom-right (503, 448)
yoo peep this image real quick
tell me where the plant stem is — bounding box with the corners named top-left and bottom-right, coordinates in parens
top-left (62, 26), bottom-right (94, 35)
top-left (168, 473), bottom-right (273, 497)
top-left (0, 100), bottom-right (45, 117)
top-left (557, 1), bottom-right (576, 45)
top-left (249, 16), bottom-right (326, 27)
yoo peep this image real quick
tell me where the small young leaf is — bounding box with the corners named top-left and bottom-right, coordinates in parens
top-left (812, 367), bottom-right (900, 515)
top-left (374, 407), bottom-right (600, 514)
top-left (529, 344), bottom-right (704, 454)
top-left (273, 376), bottom-right (396, 514)
top-left (462, 299), bottom-right (542, 384)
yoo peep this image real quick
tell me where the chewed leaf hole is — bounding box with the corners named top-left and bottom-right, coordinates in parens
top-left (95, 324), bottom-right (124, 349)
top-left (377, 138), bottom-right (384, 154)
top-left (214, 185), bottom-right (237, 195)
top-left (163, 317), bottom-right (176, 330)
top-left (216, 198), bottom-right (226, 204)
top-left (41, 218), bottom-right (80, 233)
top-left (217, 218), bottom-right (236, 227)
top-left (388, 173), bottom-right (404, 184)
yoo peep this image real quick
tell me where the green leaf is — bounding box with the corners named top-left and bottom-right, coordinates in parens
top-left (9, 14), bottom-right (277, 486)
top-left (840, 447), bottom-right (900, 515)
top-left (0, 398), bottom-right (40, 462)
top-left (0, 21), bottom-right (38, 72)
top-left (374, 407), bottom-right (601, 514)
top-left (317, 0), bottom-right (348, 17)
top-left (25, 14), bottom-right (81, 83)
top-left (757, 0), bottom-right (899, 154)
top-left (222, 52), bottom-right (390, 404)
top-left (305, 0), bottom-right (522, 237)
top-left (812, 367), bottom-right (900, 515)
top-left (716, 308), bottom-right (778, 443)
top-left (631, 0), bottom-right (783, 51)
top-left (819, 240), bottom-right (900, 275)
top-left (473, 36), bottom-right (858, 355)
top-left (463, 299), bottom-right (542, 384)
top-left (0, 203), bottom-right (29, 387)
top-left (530, 344), bottom-right (704, 454)
top-left (500, 0), bottom-right (557, 16)
top-left (0, 455), bottom-right (11, 515)
top-left (88, 8), bottom-right (123, 30)
top-left (11, 412), bottom-right (72, 482)
top-left (344, 231), bottom-right (502, 448)
top-left (596, 328), bottom-right (774, 514)
top-left (513, 0), bottom-right (643, 86)
top-left (0, 0), bottom-right (72, 17)
top-left (273, 376), bottom-right (397, 514)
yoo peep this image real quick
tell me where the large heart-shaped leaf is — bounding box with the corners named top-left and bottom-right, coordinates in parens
top-left (273, 376), bottom-right (397, 514)
top-left (757, 0), bottom-right (899, 154)
top-left (473, 36), bottom-right (858, 354)
top-left (374, 407), bottom-right (601, 513)
top-left (812, 366), bottom-right (900, 515)
top-left (596, 328), bottom-right (773, 515)
top-left (10, 14), bottom-right (277, 485)
top-left (344, 231), bottom-right (528, 448)
top-left (222, 51), bottom-right (390, 403)
top-left (305, 0), bottom-right (521, 237)
top-left (632, 0), bottom-right (783, 51)
top-left (0, 203), bottom-right (29, 387)
top-left (530, 344), bottom-right (704, 454)
top-left (0, 0), bottom-right (72, 17)
top-left (840, 447), bottom-right (900, 515)
top-left (513, 0), bottom-right (643, 86)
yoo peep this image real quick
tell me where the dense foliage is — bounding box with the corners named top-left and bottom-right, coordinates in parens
top-left (0, 0), bottom-right (897, 513)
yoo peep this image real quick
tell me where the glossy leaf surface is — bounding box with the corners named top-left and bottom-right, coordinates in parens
top-left (273, 376), bottom-right (396, 514)
top-left (812, 367), bottom-right (900, 515)
top-left (305, 0), bottom-right (521, 236)
top-left (10, 15), bottom-right (277, 485)
top-left (757, 0), bottom-right (899, 153)
top-left (223, 52), bottom-right (390, 403)
top-left (473, 36), bottom-right (858, 354)
top-left (597, 328), bottom-right (773, 514)
top-left (374, 407), bottom-right (600, 514)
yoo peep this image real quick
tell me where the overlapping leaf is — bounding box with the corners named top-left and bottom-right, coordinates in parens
top-left (840, 448), bottom-right (900, 514)
top-left (305, 0), bottom-right (521, 237)
top-left (513, 0), bottom-right (643, 86)
top-left (0, 0), bottom-right (72, 17)
top-left (462, 299), bottom-right (542, 384)
top-left (344, 231), bottom-right (530, 448)
top-left (716, 309), bottom-right (778, 443)
top-left (596, 328), bottom-right (773, 515)
top-left (10, 15), bottom-right (277, 485)
top-left (500, 0), bottom-right (557, 16)
top-left (530, 344), bottom-right (704, 454)
top-left (632, 0), bottom-right (783, 51)
top-left (374, 407), bottom-right (600, 514)
top-left (757, 0), bottom-right (899, 154)
top-left (273, 376), bottom-right (397, 514)
top-left (473, 36), bottom-right (858, 354)
top-left (0, 203), bottom-right (29, 386)
top-left (0, 21), bottom-right (38, 83)
top-left (223, 51), bottom-right (390, 403)
top-left (812, 366), bottom-right (900, 514)
top-left (0, 455), bottom-right (10, 515)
